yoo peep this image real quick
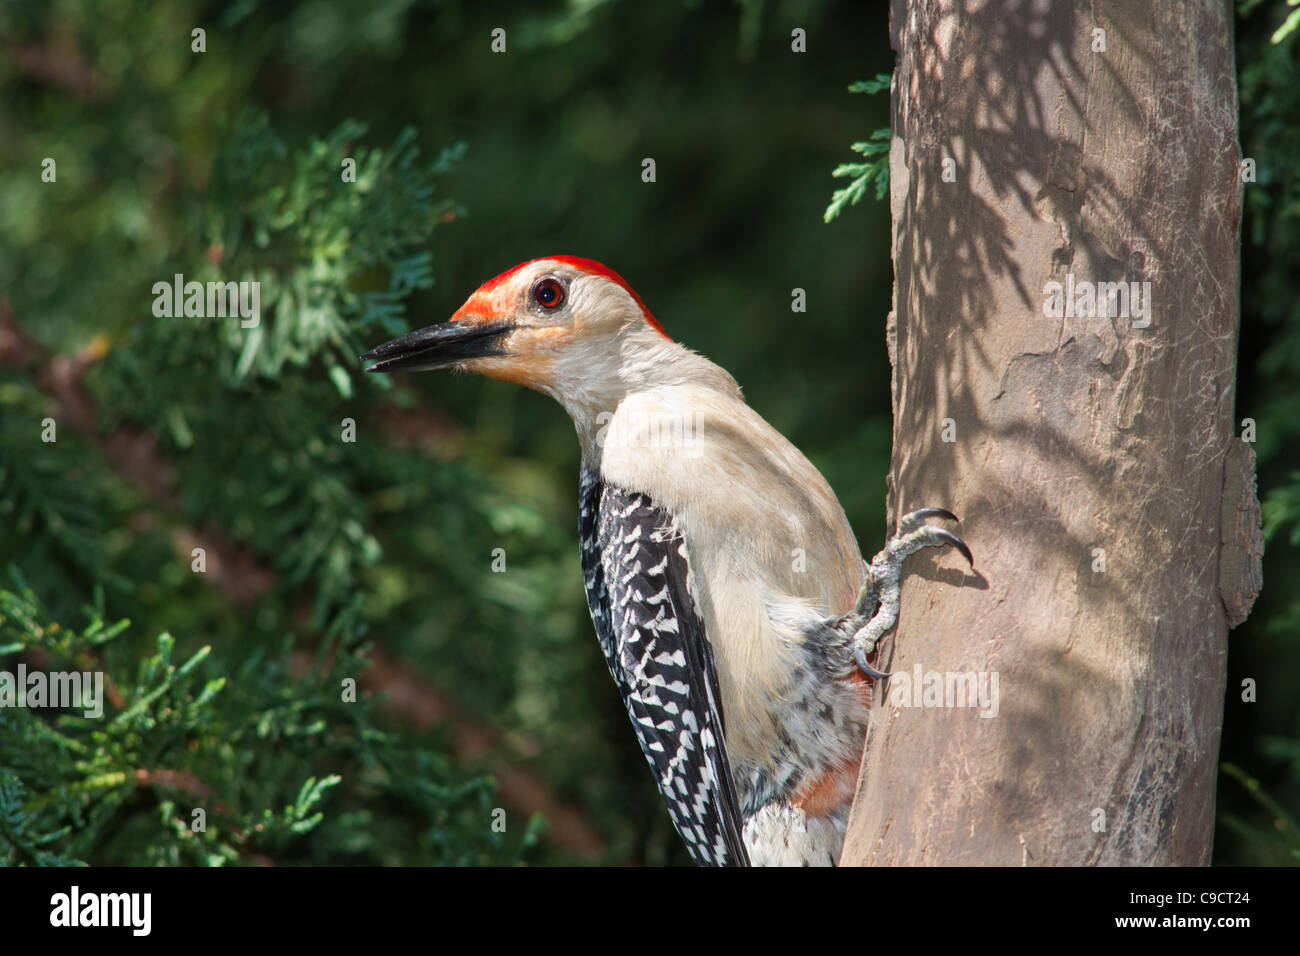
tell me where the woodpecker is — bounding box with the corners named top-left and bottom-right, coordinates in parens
top-left (362, 257), bottom-right (971, 866)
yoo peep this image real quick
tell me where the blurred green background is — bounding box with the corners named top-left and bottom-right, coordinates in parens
top-left (0, 0), bottom-right (1294, 865)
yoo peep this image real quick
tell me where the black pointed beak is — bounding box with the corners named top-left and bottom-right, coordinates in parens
top-left (360, 320), bottom-right (514, 373)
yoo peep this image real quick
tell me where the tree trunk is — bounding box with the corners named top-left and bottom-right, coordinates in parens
top-left (841, 0), bottom-right (1259, 866)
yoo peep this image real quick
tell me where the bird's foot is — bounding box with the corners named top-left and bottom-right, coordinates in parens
top-left (849, 508), bottom-right (973, 679)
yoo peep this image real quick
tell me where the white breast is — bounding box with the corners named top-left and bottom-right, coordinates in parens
top-left (595, 384), bottom-right (867, 776)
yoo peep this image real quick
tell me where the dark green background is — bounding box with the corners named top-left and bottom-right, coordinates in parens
top-left (0, 0), bottom-right (1294, 865)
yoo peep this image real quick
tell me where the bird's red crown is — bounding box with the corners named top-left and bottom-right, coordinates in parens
top-left (479, 256), bottom-right (669, 339)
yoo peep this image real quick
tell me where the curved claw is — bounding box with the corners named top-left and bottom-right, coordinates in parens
top-left (855, 644), bottom-right (892, 680)
top-left (905, 507), bottom-right (960, 525)
top-left (928, 528), bottom-right (974, 569)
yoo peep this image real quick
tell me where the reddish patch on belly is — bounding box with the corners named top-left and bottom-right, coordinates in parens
top-left (791, 756), bottom-right (862, 818)
top-left (792, 673), bottom-right (873, 818)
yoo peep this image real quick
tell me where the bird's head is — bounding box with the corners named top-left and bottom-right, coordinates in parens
top-left (360, 257), bottom-right (672, 401)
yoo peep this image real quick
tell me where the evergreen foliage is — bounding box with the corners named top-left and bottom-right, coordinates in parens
top-left (0, 0), bottom-right (1294, 866)
top-left (824, 74), bottom-right (892, 223)
top-left (1218, 0), bottom-right (1300, 864)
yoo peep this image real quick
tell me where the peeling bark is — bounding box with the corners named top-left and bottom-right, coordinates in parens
top-left (841, 0), bottom-right (1256, 866)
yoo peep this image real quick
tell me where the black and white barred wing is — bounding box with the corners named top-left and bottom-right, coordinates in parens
top-left (578, 472), bottom-right (750, 867)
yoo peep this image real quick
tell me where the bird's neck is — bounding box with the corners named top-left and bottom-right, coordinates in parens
top-left (542, 331), bottom-right (744, 467)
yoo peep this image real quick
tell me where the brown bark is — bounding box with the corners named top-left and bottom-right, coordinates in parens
top-left (841, 0), bottom-right (1259, 866)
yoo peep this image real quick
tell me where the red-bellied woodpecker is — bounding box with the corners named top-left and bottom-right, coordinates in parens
top-left (362, 257), bottom-right (972, 866)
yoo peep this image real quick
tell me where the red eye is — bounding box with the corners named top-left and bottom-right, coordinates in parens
top-left (532, 277), bottom-right (565, 309)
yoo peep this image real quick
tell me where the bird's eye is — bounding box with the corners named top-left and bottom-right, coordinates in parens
top-left (532, 277), bottom-right (566, 310)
